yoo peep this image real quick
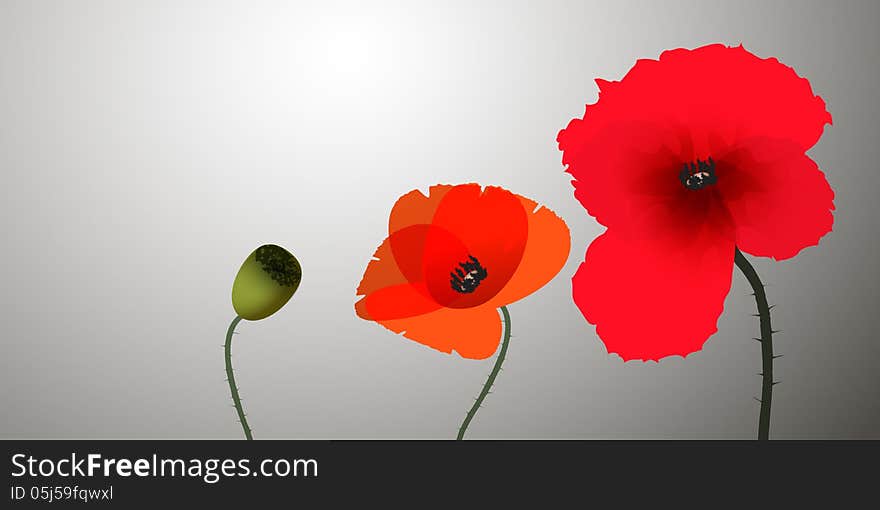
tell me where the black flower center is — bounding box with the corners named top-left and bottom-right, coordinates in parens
top-left (679, 157), bottom-right (718, 190)
top-left (450, 255), bottom-right (488, 294)
top-left (255, 244), bottom-right (301, 287)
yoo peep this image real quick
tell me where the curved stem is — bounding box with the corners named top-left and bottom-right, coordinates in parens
top-left (225, 315), bottom-right (253, 440)
top-left (457, 306), bottom-right (511, 440)
top-left (734, 248), bottom-right (774, 441)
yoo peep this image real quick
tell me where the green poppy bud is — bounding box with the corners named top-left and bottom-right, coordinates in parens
top-left (231, 244), bottom-right (301, 321)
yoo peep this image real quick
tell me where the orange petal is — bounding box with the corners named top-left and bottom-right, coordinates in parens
top-left (355, 282), bottom-right (441, 321)
top-left (355, 232), bottom-right (442, 321)
top-left (389, 184), bottom-right (454, 234)
top-left (375, 305), bottom-right (504, 360)
top-left (356, 235), bottom-right (409, 297)
top-left (486, 197), bottom-right (571, 308)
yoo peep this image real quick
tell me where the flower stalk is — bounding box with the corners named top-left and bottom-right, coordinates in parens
top-left (457, 306), bottom-right (511, 440)
top-left (225, 315), bottom-right (253, 440)
top-left (734, 248), bottom-right (775, 440)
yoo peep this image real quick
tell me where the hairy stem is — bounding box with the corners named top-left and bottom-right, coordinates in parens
top-left (457, 306), bottom-right (511, 440)
top-left (225, 315), bottom-right (253, 440)
top-left (734, 248), bottom-right (774, 441)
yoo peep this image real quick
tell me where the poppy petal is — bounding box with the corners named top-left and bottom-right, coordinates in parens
top-left (562, 44), bottom-right (831, 154)
top-left (486, 196), bottom-right (571, 308)
top-left (374, 306), bottom-right (504, 360)
top-left (387, 224), bottom-right (470, 289)
top-left (718, 137), bottom-right (835, 260)
top-left (355, 282), bottom-right (441, 321)
top-left (356, 233), bottom-right (408, 297)
top-left (559, 45), bottom-right (832, 231)
top-left (649, 44), bottom-right (832, 151)
top-left (425, 184), bottom-right (529, 308)
top-left (560, 118), bottom-right (688, 230)
top-left (388, 184), bottom-right (454, 234)
top-left (355, 233), bottom-right (442, 321)
top-left (573, 228), bottom-right (735, 361)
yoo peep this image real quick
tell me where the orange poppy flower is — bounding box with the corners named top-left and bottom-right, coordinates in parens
top-left (355, 183), bottom-right (570, 359)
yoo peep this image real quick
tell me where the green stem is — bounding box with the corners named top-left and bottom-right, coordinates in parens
top-left (225, 315), bottom-right (253, 440)
top-left (734, 248), bottom-right (775, 441)
top-left (457, 306), bottom-right (511, 440)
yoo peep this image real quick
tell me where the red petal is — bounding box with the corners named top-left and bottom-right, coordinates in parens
top-left (573, 227), bottom-right (735, 361)
top-left (559, 45), bottom-right (832, 225)
top-left (561, 118), bottom-right (739, 244)
top-left (425, 184), bottom-right (528, 308)
top-left (718, 137), bottom-right (835, 260)
top-left (561, 119), bottom-right (687, 230)
top-left (562, 44), bottom-right (830, 153)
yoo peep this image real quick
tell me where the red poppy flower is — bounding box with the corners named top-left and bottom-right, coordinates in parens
top-left (558, 44), bottom-right (834, 361)
top-left (356, 184), bottom-right (570, 359)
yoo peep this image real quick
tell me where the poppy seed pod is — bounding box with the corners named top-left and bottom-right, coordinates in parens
top-left (232, 244), bottom-right (301, 321)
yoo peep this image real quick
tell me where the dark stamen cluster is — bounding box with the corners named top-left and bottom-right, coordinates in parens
top-left (450, 255), bottom-right (488, 294)
top-left (679, 157), bottom-right (718, 190)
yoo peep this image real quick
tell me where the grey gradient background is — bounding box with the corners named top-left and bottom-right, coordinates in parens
top-left (1, 0), bottom-right (878, 439)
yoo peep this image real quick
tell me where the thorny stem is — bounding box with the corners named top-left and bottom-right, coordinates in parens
top-left (457, 306), bottom-right (511, 440)
top-left (225, 315), bottom-right (253, 440)
top-left (734, 248), bottom-right (775, 441)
